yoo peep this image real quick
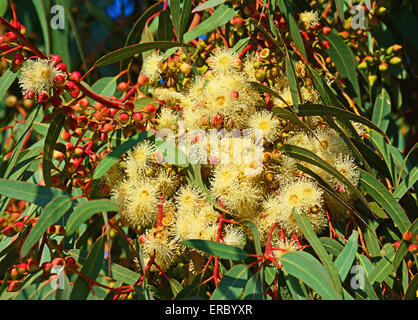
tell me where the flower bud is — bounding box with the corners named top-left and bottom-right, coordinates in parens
top-left (38, 92), bottom-right (49, 103)
top-left (13, 221), bottom-right (25, 233)
top-left (118, 112), bottom-right (130, 124)
top-left (408, 244), bottom-right (417, 254)
top-left (7, 281), bottom-right (20, 292)
top-left (56, 63), bottom-right (67, 73)
top-left (137, 74), bottom-right (149, 86)
top-left (1, 226), bottom-right (16, 237)
top-left (403, 231), bottom-right (413, 242)
top-left (389, 56), bottom-right (402, 65)
top-left (117, 82), bottom-right (128, 92)
top-left (52, 257), bottom-right (64, 267)
top-left (145, 104), bottom-right (157, 113)
top-left (69, 71), bottom-right (81, 82)
top-left (27, 258), bottom-right (39, 273)
top-left (50, 54), bottom-right (62, 65)
top-left (322, 26), bottom-right (332, 35)
top-left (16, 263), bottom-right (27, 275)
top-left (133, 112), bottom-right (143, 122)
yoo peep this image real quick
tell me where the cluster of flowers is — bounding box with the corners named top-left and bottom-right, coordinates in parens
top-left (104, 47), bottom-right (363, 271)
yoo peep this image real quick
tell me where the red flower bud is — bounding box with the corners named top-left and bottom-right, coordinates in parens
top-left (7, 281), bottom-right (20, 292)
top-left (69, 71), bottom-right (81, 82)
top-left (26, 258), bottom-right (39, 273)
top-left (1, 226), bottom-right (17, 237)
top-left (322, 26), bottom-right (332, 35)
top-left (125, 101), bottom-right (134, 111)
top-left (54, 74), bottom-right (66, 87)
top-left (16, 263), bottom-right (27, 275)
top-left (51, 258), bottom-right (64, 267)
top-left (137, 74), bottom-right (149, 86)
top-left (102, 122), bottom-right (114, 133)
top-left (13, 221), bottom-right (25, 233)
top-left (403, 231), bottom-right (413, 242)
top-left (0, 43), bottom-right (11, 51)
top-left (133, 112), bottom-right (143, 122)
top-left (50, 54), bottom-right (62, 65)
top-left (13, 53), bottom-right (24, 65)
top-left (56, 63), bottom-right (67, 73)
top-left (5, 32), bottom-right (17, 42)
top-left (117, 82), bottom-right (128, 92)
top-left (145, 104), bottom-right (157, 113)
top-left (38, 92), bottom-right (49, 103)
top-left (408, 244), bottom-right (418, 254)
top-left (118, 112), bottom-right (130, 124)
top-left (321, 40), bottom-right (330, 50)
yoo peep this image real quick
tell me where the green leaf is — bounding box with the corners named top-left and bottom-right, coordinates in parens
top-left (120, 2), bottom-right (161, 71)
top-left (404, 275), bottom-right (418, 300)
top-left (358, 169), bottom-right (410, 234)
top-left (0, 69), bottom-right (17, 102)
top-left (335, 231), bottom-right (358, 281)
top-left (66, 200), bottom-right (119, 236)
top-left (393, 167), bottom-right (418, 201)
top-left (211, 264), bottom-right (249, 300)
top-left (169, 278), bottom-right (183, 298)
top-left (244, 273), bottom-right (263, 300)
top-left (372, 88), bottom-right (391, 132)
top-left (42, 109), bottom-right (65, 187)
top-left (3, 106), bottom-right (41, 179)
top-left (180, 240), bottom-right (248, 261)
top-left (32, 0), bottom-right (51, 55)
top-left (0, 179), bottom-right (68, 207)
top-left (192, 0), bottom-right (225, 12)
top-left (280, 251), bottom-right (341, 300)
top-left (335, 0), bottom-right (344, 22)
top-left (297, 104), bottom-right (388, 139)
top-left (21, 195), bottom-right (73, 257)
top-left (285, 55), bottom-right (300, 111)
top-left (277, 0), bottom-right (307, 60)
top-left (55, 0), bottom-right (85, 71)
top-left (157, 10), bottom-right (175, 42)
top-left (93, 41), bottom-right (189, 68)
top-left (241, 220), bottom-right (264, 292)
top-left (171, 0), bottom-right (192, 43)
top-left (321, 31), bottom-right (361, 107)
top-left (282, 271), bottom-right (308, 300)
top-left (70, 237), bottom-right (105, 300)
top-left (320, 237), bottom-right (344, 256)
top-left (183, 4), bottom-right (236, 43)
top-left (93, 130), bottom-right (152, 180)
top-left (368, 244), bottom-right (395, 286)
top-left (0, 0), bottom-right (7, 16)
top-left (292, 210), bottom-right (343, 298)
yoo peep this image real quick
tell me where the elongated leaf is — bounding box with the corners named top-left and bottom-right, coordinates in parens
top-left (157, 10), bottom-right (174, 42)
top-left (32, 0), bottom-right (50, 55)
top-left (372, 88), bottom-right (391, 132)
top-left (297, 104), bottom-right (387, 138)
top-left (280, 251), bottom-right (341, 300)
top-left (169, 278), bottom-right (183, 298)
top-left (335, 231), bottom-right (358, 281)
top-left (42, 109), bottom-right (65, 187)
top-left (66, 200), bottom-right (119, 236)
top-left (0, 179), bottom-right (68, 207)
top-left (183, 4), bottom-right (236, 43)
top-left (211, 264), bottom-right (249, 300)
top-left (277, 0), bottom-right (307, 60)
top-left (94, 41), bottom-right (189, 68)
top-left (0, 69), bottom-right (17, 102)
top-left (3, 106), bottom-right (41, 179)
top-left (292, 210), bottom-right (343, 298)
top-left (393, 167), bottom-right (418, 200)
top-left (404, 275), bottom-right (418, 300)
top-left (21, 195), bottom-right (73, 257)
top-left (93, 131), bottom-right (152, 180)
top-left (321, 31), bottom-right (361, 107)
top-left (368, 244), bottom-right (395, 286)
top-left (0, 0), bottom-right (7, 16)
top-left (171, 0), bottom-right (192, 42)
top-left (244, 273), bottom-right (263, 300)
top-left (192, 0), bottom-right (225, 12)
top-left (70, 237), bottom-right (105, 300)
top-left (320, 237), bottom-right (344, 256)
top-left (285, 55), bottom-right (300, 111)
top-left (335, 0), bottom-right (344, 22)
top-left (358, 169), bottom-right (410, 234)
top-left (282, 271), bottom-right (308, 300)
top-left (180, 240), bottom-right (248, 261)
top-left (241, 220), bottom-right (264, 293)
